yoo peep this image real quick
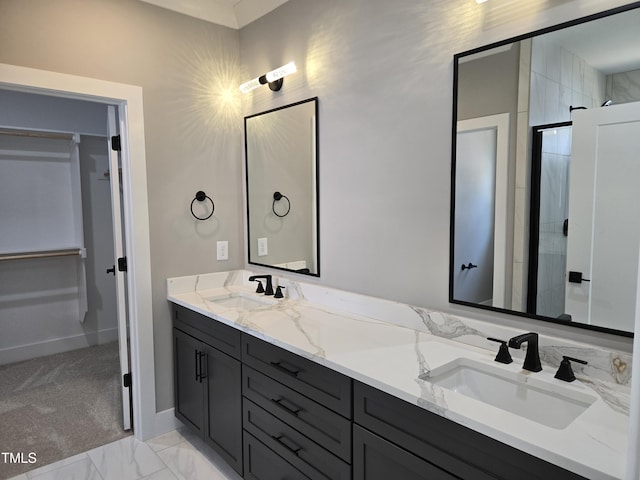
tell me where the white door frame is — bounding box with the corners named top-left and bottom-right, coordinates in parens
top-left (0, 62), bottom-right (156, 440)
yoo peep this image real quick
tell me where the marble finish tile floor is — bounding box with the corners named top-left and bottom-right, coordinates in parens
top-left (5, 428), bottom-right (241, 480)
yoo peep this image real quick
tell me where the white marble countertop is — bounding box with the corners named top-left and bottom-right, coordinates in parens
top-left (167, 270), bottom-right (631, 480)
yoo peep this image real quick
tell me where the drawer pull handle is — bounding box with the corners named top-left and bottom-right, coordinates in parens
top-left (271, 434), bottom-right (302, 456)
top-left (271, 398), bottom-right (302, 417)
top-left (270, 361), bottom-right (300, 377)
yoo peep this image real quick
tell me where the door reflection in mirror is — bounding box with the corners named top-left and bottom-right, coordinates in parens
top-left (454, 114), bottom-right (509, 308)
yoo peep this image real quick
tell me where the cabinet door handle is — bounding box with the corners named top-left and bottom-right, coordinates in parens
top-left (271, 434), bottom-right (302, 456)
top-left (195, 350), bottom-right (201, 382)
top-left (199, 352), bottom-right (208, 382)
top-left (270, 361), bottom-right (300, 377)
top-left (271, 398), bottom-right (302, 417)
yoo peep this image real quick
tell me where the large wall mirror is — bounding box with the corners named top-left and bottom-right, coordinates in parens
top-left (450, 3), bottom-right (640, 336)
top-left (245, 97), bottom-right (319, 276)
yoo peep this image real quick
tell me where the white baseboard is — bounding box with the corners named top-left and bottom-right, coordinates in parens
top-left (144, 408), bottom-right (182, 441)
top-left (0, 327), bottom-right (119, 365)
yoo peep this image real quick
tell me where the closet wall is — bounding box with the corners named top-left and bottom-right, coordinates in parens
top-left (0, 89), bottom-right (116, 365)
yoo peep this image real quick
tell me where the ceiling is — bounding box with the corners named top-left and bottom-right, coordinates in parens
top-left (138, 0), bottom-right (290, 29)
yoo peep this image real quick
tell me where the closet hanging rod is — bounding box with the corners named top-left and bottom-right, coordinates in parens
top-left (0, 128), bottom-right (74, 141)
top-left (0, 248), bottom-right (83, 262)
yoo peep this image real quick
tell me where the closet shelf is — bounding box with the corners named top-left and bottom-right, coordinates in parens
top-left (0, 247), bottom-right (85, 262)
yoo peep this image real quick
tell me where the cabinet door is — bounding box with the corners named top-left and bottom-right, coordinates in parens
top-left (203, 344), bottom-right (243, 475)
top-left (173, 328), bottom-right (204, 435)
top-left (353, 425), bottom-right (458, 480)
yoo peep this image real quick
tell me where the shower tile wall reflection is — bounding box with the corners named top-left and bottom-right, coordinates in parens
top-left (529, 35), bottom-right (606, 125)
top-left (536, 126), bottom-right (571, 318)
top-left (606, 69), bottom-right (640, 104)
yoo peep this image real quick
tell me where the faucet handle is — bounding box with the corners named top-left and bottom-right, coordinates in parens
top-left (487, 338), bottom-right (513, 364)
top-left (253, 280), bottom-right (265, 294)
top-left (274, 286), bottom-right (286, 299)
top-left (554, 356), bottom-right (588, 382)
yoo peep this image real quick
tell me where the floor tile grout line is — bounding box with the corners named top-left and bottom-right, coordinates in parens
top-left (86, 449), bottom-right (106, 480)
top-left (147, 440), bottom-right (174, 480)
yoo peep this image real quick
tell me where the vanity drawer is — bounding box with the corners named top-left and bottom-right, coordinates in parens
top-left (244, 432), bottom-right (310, 480)
top-left (354, 381), bottom-right (586, 480)
top-left (242, 334), bottom-right (352, 417)
top-left (243, 399), bottom-right (351, 480)
top-left (353, 424), bottom-right (458, 480)
top-left (243, 366), bottom-right (352, 462)
top-left (173, 304), bottom-right (241, 359)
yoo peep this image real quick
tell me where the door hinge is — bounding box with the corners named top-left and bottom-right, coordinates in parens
top-left (111, 135), bottom-right (122, 151)
top-left (123, 372), bottom-right (132, 388)
top-left (118, 256), bottom-right (127, 272)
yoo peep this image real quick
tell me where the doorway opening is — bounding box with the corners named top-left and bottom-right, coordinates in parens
top-left (0, 61), bottom-right (157, 476)
top-left (0, 91), bottom-right (132, 477)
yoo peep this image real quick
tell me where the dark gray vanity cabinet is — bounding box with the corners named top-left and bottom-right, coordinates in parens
top-left (241, 334), bottom-right (353, 480)
top-left (172, 305), bottom-right (243, 475)
top-left (172, 304), bottom-right (590, 480)
top-left (353, 381), bottom-right (587, 480)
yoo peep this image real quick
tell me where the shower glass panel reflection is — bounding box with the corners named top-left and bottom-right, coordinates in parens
top-left (527, 122), bottom-right (572, 318)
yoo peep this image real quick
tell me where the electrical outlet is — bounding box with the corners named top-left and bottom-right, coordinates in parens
top-left (216, 241), bottom-right (229, 261)
top-left (258, 237), bottom-right (268, 256)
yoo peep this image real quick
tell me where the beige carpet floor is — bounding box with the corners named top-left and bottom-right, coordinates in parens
top-left (0, 342), bottom-right (132, 479)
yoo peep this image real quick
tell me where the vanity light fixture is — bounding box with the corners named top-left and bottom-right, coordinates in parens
top-left (239, 62), bottom-right (297, 93)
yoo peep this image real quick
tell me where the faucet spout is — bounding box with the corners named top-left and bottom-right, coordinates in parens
top-left (248, 274), bottom-right (274, 296)
top-left (508, 332), bottom-right (542, 372)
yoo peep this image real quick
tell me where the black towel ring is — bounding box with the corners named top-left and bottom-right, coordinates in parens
top-left (272, 191), bottom-right (291, 218)
top-left (191, 190), bottom-right (215, 220)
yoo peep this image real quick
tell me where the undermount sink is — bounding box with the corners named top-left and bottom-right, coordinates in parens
top-left (420, 358), bottom-right (596, 429)
top-left (206, 291), bottom-right (276, 311)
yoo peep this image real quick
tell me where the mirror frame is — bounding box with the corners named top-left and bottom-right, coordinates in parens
top-left (449, 2), bottom-right (640, 338)
top-left (245, 97), bottom-right (320, 277)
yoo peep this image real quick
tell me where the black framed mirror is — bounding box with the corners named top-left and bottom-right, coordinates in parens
top-left (450, 2), bottom-right (640, 337)
top-left (245, 97), bottom-right (319, 276)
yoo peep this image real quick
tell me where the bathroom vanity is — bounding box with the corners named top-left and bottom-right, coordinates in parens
top-left (168, 270), bottom-right (630, 480)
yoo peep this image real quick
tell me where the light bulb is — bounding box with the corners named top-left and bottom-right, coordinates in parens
top-left (239, 77), bottom-right (261, 93)
top-left (265, 62), bottom-right (297, 83)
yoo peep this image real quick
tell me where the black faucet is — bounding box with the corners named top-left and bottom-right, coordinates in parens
top-left (249, 275), bottom-right (274, 296)
top-left (508, 332), bottom-right (542, 372)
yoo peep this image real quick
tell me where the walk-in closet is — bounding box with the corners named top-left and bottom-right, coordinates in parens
top-left (0, 89), bottom-right (131, 479)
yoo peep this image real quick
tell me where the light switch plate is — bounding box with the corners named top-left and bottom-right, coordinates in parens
top-left (258, 237), bottom-right (268, 256)
top-left (216, 241), bottom-right (229, 260)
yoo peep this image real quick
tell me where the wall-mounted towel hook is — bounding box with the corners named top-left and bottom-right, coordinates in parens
top-left (190, 190), bottom-right (215, 220)
top-left (272, 191), bottom-right (291, 218)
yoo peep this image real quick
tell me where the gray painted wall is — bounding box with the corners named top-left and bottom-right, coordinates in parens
top-left (0, 90), bottom-right (108, 135)
top-left (240, 0), bottom-right (635, 349)
top-left (0, 0), bottom-right (634, 412)
top-left (0, 0), bottom-right (243, 412)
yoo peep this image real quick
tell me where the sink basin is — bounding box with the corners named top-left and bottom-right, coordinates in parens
top-left (420, 358), bottom-right (596, 429)
top-left (206, 292), bottom-right (276, 311)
